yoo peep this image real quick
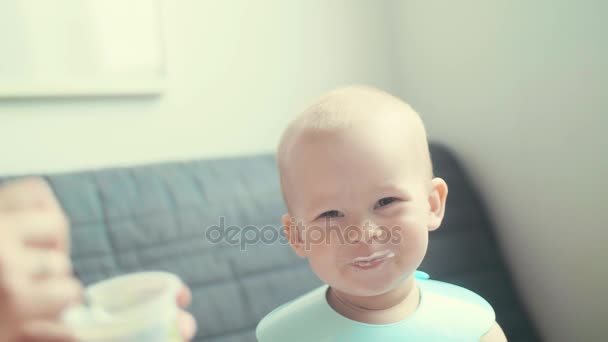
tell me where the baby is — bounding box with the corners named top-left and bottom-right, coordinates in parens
top-left (256, 86), bottom-right (507, 341)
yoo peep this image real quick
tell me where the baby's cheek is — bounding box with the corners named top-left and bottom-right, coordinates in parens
top-left (389, 220), bottom-right (428, 255)
top-left (306, 248), bottom-right (340, 283)
top-left (386, 218), bottom-right (416, 242)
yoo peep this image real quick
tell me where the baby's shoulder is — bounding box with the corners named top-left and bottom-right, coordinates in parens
top-left (422, 279), bottom-right (493, 309)
top-left (418, 279), bottom-right (495, 334)
top-left (256, 285), bottom-right (329, 341)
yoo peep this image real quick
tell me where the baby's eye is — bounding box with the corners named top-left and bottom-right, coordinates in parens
top-left (374, 197), bottom-right (398, 209)
top-left (319, 210), bottom-right (344, 219)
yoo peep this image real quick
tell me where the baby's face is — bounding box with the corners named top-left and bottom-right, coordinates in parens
top-left (282, 118), bottom-right (445, 297)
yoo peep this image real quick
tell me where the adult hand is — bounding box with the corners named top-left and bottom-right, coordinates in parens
top-left (0, 178), bottom-right (82, 342)
top-left (0, 178), bottom-right (198, 342)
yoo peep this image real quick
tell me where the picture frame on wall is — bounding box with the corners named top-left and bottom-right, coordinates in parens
top-left (0, 0), bottom-right (165, 98)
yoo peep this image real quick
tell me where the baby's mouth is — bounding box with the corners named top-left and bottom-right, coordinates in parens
top-left (350, 250), bottom-right (395, 266)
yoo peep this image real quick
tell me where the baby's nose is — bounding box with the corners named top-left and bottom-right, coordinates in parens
top-left (359, 221), bottom-right (385, 242)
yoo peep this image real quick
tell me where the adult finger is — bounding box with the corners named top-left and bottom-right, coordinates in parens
top-left (20, 277), bottom-right (83, 319)
top-left (0, 178), bottom-right (60, 213)
top-left (177, 310), bottom-right (197, 342)
top-left (0, 211), bottom-right (69, 251)
top-left (176, 284), bottom-right (192, 309)
top-left (18, 320), bottom-right (78, 342)
top-left (0, 178), bottom-right (70, 252)
top-left (25, 249), bottom-right (73, 279)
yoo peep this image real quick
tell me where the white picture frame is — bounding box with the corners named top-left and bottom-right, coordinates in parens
top-left (0, 0), bottom-right (165, 98)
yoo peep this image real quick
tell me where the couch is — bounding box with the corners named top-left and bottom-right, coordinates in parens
top-left (2, 142), bottom-right (540, 341)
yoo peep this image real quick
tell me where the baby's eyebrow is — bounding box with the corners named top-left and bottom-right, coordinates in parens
top-left (301, 193), bottom-right (340, 215)
top-left (375, 184), bottom-right (412, 199)
top-left (303, 200), bottom-right (334, 216)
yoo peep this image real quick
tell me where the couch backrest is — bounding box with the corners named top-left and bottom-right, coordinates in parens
top-left (2, 143), bottom-right (539, 341)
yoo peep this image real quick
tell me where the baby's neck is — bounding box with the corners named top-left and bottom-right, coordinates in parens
top-left (326, 276), bottom-right (420, 325)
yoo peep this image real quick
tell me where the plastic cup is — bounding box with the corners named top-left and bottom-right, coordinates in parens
top-left (63, 271), bottom-right (183, 342)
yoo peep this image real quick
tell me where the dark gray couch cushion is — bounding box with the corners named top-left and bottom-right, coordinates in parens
top-left (1, 142), bottom-right (539, 341)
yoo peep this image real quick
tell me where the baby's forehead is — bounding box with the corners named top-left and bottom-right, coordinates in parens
top-left (283, 125), bottom-right (429, 190)
top-left (284, 106), bottom-right (428, 166)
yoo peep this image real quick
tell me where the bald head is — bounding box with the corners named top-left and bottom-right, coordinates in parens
top-left (281, 85), bottom-right (417, 131)
top-left (277, 85), bottom-right (434, 212)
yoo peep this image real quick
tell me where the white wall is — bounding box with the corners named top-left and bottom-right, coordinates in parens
top-left (0, 0), bottom-right (398, 175)
top-left (387, 1), bottom-right (607, 341)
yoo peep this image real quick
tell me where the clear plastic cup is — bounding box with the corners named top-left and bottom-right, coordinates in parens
top-left (63, 271), bottom-right (183, 342)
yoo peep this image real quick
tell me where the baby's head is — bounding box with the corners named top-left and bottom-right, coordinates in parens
top-left (277, 86), bottom-right (448, 297)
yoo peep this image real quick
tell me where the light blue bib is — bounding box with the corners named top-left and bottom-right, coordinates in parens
top-left (256, 271), bottom-right (495, 342)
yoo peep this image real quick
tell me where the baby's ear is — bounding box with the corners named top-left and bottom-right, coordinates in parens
top-left (282, 214), bottom-right (306, 257)
top-left (427, 178), bottom-right (448, 231)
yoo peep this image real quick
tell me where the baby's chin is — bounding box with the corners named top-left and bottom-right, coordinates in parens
top-left (325, 271), bottom-right (404, 297)
top-left (331, 279), bottom-right (401, 298)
